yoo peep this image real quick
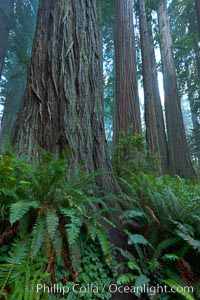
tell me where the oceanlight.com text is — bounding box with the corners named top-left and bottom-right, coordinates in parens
top-left (26, 283), bottom-right (194, 296)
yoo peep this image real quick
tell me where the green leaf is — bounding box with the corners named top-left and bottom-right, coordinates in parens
top-left (31, 216), bottom-right (46, 258)
top-left (162, 254), bottom-right (179, 261)
top-left (126, 231), bottom-right (154, 249)
top-left (134, 275), bottom-right (150, 297)
top-left (46, 210), bottom-right (59, 239)
top-left (127, 261), bottom-right (141, 274)
top-left (117, 273), bottom-right (136, 285)
top-left (10, 201), bottom-right (38, 225)
top-left (153, 237), bottom-right (180, 259)
top-left (162, 279), bottom-right (195, 300)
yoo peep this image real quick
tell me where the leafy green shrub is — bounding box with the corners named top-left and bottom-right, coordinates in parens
top-left (0, 151), bottom-right (115, 299)
top-left (112, 131), bottom-right (159, 179)
top-left (117, 172), bottom-right (200, 299)
top-left (65, 243), bottom-right (114, 300)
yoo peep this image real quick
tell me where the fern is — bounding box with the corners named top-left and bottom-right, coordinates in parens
top-left (162, 254), bottom-right (180, 261)
top-left (126, 231), bottom-right (154, 249)
top-left (0, 239), bottom-right (29, 295)
top-left (120, 209), bottom-right (144, 220)
top-left (134, 274), bottom-right (150, 297)
top-left (117, 273), bottom-right (136, 285)
top-left (68, 241), bottom-right (81, 271)
top-left (9, 201), bottom-right (38, 225)
top-left (31, 215), bottom-right (46, 258)
top-left (116, 248), bottom-right (137, 264)
top-left (153, 237), bottom-right (180, 259)
top-left (97, 230), bottom-right (112, 265)
top-left (174, 222), bottom-right (200, 252)
top-left (60, 208), bottom-right (82, 245)
top-left (46, 209), bottom-right (59, 240)
top-left (162, 278), bottom-right (195, 300)
top-left (52, 231), bottom-right (62, 260)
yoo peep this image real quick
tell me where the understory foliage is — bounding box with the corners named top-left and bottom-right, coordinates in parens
top-left (1, 136), bottom-right (200, 299)
top-left (0, 150), bottom-right (115, 299)
top-left (113, 133), bottom-right (200, 299)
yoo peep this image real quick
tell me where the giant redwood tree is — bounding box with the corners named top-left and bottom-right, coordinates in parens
top-left (0, 0), bottom-right (15, 78)
top-left (147, 15), bottom-right (169, 173)
top-left (138, 0), bottom-right (160, 159)
top-left (12, 0), bottom-right (120, 193)
top-left (114, 0), bottom-right (141, 145)
top-left (158, 0), bottom-right (195, 178)
top-left (139, 0), bottom-right (169, 173)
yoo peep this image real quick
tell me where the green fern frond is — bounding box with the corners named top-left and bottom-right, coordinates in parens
top-left (176, 230), bottom-right (200, 252)
top-left (162, 278), bottom-right (195, 300)
top-left (125, 231), bottom-right (154, 249)
top-left (97, 230), bottom-right (111, 265)
top-left (68, 241), bottom-right (81, 271)
top-left (60, 208), bottom-right (82, 245)
top-left (10, 201), bottom-right (38, 225)
top-left (7, 244), bottom-right (27, 265)
top-left (46, 210), bottom-right (59, 240)
top-left (162, 254), bottom-right (180, 261)
top-left (52, 231), bottom-right (62, 260)
top-left (0, 240), bottom-right (28, 294)
top-left (116, 248), bottom-right (138, 264)
top-left (100, 216), bottom-right (116, 229)
top-left (153, 237), bottom-right (180, 259)
top-left (31, 216), bottom-right (46, 258)
top-left (120, 209), bottom-right (144, 221)
top-left (174, 222), bottom-right (200, 252)
top-left (117, 273), bottom-right (136, 285)
top-left (134, 275), bottom-right (150, 297)
top-left (65, 218), bottom-right (82, 245)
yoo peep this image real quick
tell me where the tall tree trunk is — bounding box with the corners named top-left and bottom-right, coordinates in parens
top-left (114, 0), bottom-right (141, 145)
top-left (0, 0), bottom-right (15, 78)
top-left (147, 13), bottom-right (169, 173)
top-left (189, 50), bottom-right (200, 164)
top-left (12, 0), bottom-right (120, 194)
top-left (0, 78), bottom-right (26, 148)
top-left (138, 0), bottom-right (160, 161)
top-left (158, 0), bottom-right (195, 178)
top-left (196, 0), bottom-right (200, 37)
top-left (0, 0), bottom-right (39, 147)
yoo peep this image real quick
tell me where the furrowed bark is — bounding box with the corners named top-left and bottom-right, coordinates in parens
top-left (114, 0), bottom-right (141, 146)
top-left (12, 0), bottom-right (121, 194)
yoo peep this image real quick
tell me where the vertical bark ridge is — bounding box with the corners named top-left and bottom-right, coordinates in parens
top-left (114, 0), bottom-right (141, 145)
top-left (147, 13), bottom-right (169, 172)
top-left (139, 0), bottom-right (160, 158)
top-left (158, 0), bottom-right (195, 178)
top-left (12, 0), bottom-right (120, 193)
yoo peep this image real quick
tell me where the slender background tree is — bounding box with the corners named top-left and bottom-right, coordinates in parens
top-left (138, 0), bottom-right (160, 160)
top-left (0, 0), bottom-right (38, 145)
top-left (158, 0), bottom-right (195, 178)
top-left (0, 0), bottom-right (15, 78)
top-left (114, 0), bottom-right (141, 146)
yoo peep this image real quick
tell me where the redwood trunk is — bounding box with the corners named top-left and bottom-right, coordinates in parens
top-left (0, 79), bottom-right (26, 147)
top-left (139, 0), bottom-right (160, 159)
top-left (0, 0), bottom-right (15, 78)
top-left (12, 0), bottom-right (120, 193)
top-left (158, 0), bottom-right (195, 178)
top-left (147, 14), bottom-right (169, 173)
top-left (196, 0), bottom-right (200, 37)
top-left (114, 0), bottom-right (141, 145)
